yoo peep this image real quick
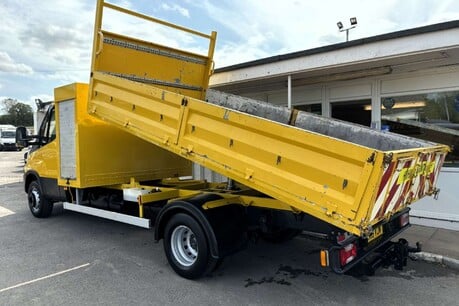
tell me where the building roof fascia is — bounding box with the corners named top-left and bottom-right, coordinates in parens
top-left (215, 20), bottom-right (459, 73)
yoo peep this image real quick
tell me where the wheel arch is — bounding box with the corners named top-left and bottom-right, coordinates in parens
top-left (24, 171), bottom-right (40, 194)
top-left (155, 195), bottom-right (223, 259)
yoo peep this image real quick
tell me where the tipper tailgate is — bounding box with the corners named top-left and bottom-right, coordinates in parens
top-left (368, 148), bottom-right (447, 225)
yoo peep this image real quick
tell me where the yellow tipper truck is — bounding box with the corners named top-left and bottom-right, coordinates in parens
top-left (17, 0), bottom-right (450, 279)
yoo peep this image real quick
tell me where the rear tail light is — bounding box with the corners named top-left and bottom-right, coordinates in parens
top-left (399, 213), bottom-right (410, 227)
top-left (339, 243), bottom-right (357, 266)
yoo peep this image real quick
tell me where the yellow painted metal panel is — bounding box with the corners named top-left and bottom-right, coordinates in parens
top-left (90, 1), bottom-right (216, 101)
top-left (97, 31), bottom-right (208, 98)
top-left (88, 72), bottom-right (449, 236)
top-left (24, 141), bottom-right (59, 180)
top-left (54, 83), bottom-right (191, 189)
top-left (87, 76), bottom-right (354, 234)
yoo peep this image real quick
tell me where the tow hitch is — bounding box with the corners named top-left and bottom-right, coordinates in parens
top-left (363, 238), bottom-right (422, 275)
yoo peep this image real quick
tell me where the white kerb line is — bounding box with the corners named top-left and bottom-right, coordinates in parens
top-left (0, 263), bottom-right (90, 293)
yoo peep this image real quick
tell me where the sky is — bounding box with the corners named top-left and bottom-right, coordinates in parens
top-left (0, 0), bottom-right (458, 112)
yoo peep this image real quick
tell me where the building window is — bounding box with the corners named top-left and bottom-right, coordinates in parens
top-left (381, 91), bottom-right (459, 167)
top-left (331, 99), bottom-right (372, 126)
top-left (294, 103), bottom-right (322, 115)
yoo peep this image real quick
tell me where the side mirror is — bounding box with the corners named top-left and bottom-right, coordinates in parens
top-left (16, 126), bottom-right (29, 148)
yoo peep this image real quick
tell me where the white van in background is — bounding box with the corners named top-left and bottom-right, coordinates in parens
top-left (0, 124), bottom-right (19, 151)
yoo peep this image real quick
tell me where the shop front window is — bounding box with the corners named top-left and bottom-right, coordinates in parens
top-left (381, 91), bottom-right (459, 167)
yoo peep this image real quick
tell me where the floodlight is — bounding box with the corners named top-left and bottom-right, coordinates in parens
top-left (336, 17), bottom-right (358, 42)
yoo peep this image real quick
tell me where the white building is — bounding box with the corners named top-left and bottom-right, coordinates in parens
top-left (209, 20), bottom-right (459, 230)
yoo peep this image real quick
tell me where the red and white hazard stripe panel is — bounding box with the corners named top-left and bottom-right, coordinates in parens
top-left (369, 151), bottom-right (447, 222)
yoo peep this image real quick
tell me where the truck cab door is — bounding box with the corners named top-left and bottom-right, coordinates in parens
top-left (25, 105), bottom-right (59, 183)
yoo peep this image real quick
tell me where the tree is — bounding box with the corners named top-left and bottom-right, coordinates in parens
top-left (0, 98), bottom-right (34, 126)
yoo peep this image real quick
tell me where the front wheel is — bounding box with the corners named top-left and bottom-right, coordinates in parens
top-left (163, 213), bottom-right (217, 279)
top-left (28, 181), bottom-right (53, 218)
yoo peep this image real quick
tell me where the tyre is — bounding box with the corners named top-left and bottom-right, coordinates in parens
top-left (28, 181), bottom-right (53, 218)
top-left (163, 213), bottom-right (217, 279)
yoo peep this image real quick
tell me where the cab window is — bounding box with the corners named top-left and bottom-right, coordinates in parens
top-left (39, 106), bottom-right (56, 145)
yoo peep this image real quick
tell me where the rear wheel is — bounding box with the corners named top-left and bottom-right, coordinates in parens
top-left (164, 213), bottom-right (217, 279)
top-left (28, 181), bottom-right (53, 218)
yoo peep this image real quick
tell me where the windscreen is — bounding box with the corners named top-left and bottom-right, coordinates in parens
top-left (1, 131), bottom-right (15, 138)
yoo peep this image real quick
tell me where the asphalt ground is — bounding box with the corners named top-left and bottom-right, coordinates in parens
top-left (1, 151), bottom-right (458, 305)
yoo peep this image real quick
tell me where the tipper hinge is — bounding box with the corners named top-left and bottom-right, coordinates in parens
top-left (367, 152), bottom-right (376, 164)
top-left (383, 152), bottom-right (393, 165)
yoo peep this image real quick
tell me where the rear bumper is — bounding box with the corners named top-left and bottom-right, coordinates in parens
top-left (328, 208), bottom-right (414, 274)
